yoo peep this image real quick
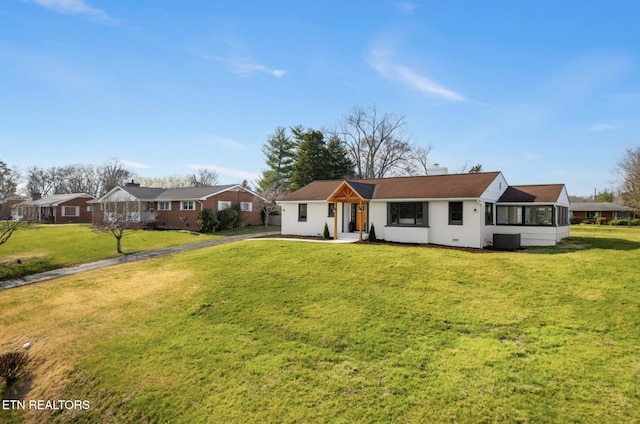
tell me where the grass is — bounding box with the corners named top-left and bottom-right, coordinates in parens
top-left (0, 225), bottom-right (639, 423)
top-left (0, 224), bottom-right (277, 281)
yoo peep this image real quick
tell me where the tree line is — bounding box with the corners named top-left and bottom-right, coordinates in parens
top-left (0, 159), bottom-right (220, 201)
top-left (258, 105), bottom-right (435, 195)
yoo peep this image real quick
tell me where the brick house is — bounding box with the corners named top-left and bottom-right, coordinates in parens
top-left (570, 202), bottom-right (636, 223)
top-left (92, 182), bottom-right (266, 230)
top-left (13, 193), bottom-right (95, 224)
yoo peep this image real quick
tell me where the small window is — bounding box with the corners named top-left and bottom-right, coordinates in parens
top-left (328, 203), bottom-right (335, 217)
top-left (158, 201), bottom-right (171, 211)
top-left (62, 206), bottom-right (79, 217)
top-left (298, 204), bottom-right (307, 222)
top-left (87, 206), bottom-right (93, 212)
top-left (449, 202), bottom-right (463, 225)
top-left (181, 201), bottom-right (195, 211)
top-left (218, 201), bottom-right (231, 211)
top-left (240, 202), bottom-right (252, 212)
top-left (485, 203), bottom-right (493, 225)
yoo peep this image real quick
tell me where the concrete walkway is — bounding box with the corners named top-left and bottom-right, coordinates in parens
top-left (0, 231), bottom-right (280, 291)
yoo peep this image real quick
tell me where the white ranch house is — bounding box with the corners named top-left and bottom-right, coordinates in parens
top-left (278, 172), bottom-right (570, 248)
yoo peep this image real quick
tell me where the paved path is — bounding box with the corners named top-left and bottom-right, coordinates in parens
top-left (0, 231), bottom-right (280, 291)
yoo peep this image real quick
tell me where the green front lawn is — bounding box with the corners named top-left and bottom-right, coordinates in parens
top-left (0, 224), bottom-right (277, 281)
top-left (0, 225), bottom-right (638, 423)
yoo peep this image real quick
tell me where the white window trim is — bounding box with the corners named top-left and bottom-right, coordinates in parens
top-left (158, 201), bottom-right (172, 211)
top-left (240, 201), bottom-right (253, 212)
top-left (218, 200), bottom-right (232, 211)
top-left (62, 206), bottom-right (80, 217)
top-left (180, 201), bottom-right (195, 211)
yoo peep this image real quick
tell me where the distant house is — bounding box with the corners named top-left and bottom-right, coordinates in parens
top-left (92, 182), bottom-right (266, 230)
top-left (278, 172), bottom-right (570, 248)
top-left (570, 202), bottom-right (636, 223)
top-left (13, 193), bottom-right (95, 224)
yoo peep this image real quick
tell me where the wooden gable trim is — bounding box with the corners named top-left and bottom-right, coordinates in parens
top-left (326, 181), bottom-right (368, 203)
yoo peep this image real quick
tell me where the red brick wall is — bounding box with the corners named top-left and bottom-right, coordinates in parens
top-left (56, 198), bottom-right (94, 223)
top-left (154, 190), bottom-right (263, 230)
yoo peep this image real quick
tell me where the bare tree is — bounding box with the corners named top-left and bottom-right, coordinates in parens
top-left (260, 181), bottom-right (286, 228)
top-left (26, 166), bottom-right (56, 196)
top-left (616, 146), bottom-right (640, 210)
top-left (409, 144), bottom-right (433, 175)
top-left (338, 105), bottom-right (414, 179)
top-left (188, 168), bottom-right (219, 187)
top-left (95, 200), bottom-right (150, 254)
top-left (0, 220), bottom-right (23, 247)
top-left (99, 159), bottom-right (132, 195)
top-left (64, 164), bottom-right (102, 197)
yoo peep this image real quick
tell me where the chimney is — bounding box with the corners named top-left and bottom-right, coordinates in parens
top-left (31, 193), bottom-right (42, 201)
top-left (125, 179), bottom-right (140, 187)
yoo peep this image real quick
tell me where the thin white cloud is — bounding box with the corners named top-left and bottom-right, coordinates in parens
top-left (588, 123), bottom-right (619, 132)
top-left (27, 0), bottom-right (117, 24)
top-left (188, 164), bottom-right (260, 181)
top-left (200, 54), bottom-right (286, 78)
top-left (122, 160), bottom-right (151, 169)
top-left (397, 2), bottom-right (418, 16)
top-left (368, 48), bottom-right (465, 102)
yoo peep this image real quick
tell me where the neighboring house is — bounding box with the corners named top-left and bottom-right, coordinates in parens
top-left (92, 182), bottom-right (266, 230)
top-left (570, 202), bottom-right (636, 223)
top-left (13, 193), bottom-right (95, 224)
top-left (1, 196), bottom-right (28, 220)
top-left (278, 172), bottom-right (570, 248)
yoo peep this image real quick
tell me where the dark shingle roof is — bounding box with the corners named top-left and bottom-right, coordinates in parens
top-left (280, 172), bottom-right (502, 201)
top-left (155, 185), bottom-right (237, 201)
top-left (120, 186), bottom-right (165, 200)
top-left (119, 185), bottom-right (243, 201)
top-left (498, 185), bottom-right (564, 203)
top-left (18, 193), bottom-right (94, 206)
top-left (570, 202), bottom-right (635, 212)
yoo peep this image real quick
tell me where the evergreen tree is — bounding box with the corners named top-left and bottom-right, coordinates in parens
top-left (258, 127), bottom-right (296, 193)
top-left (325, 135), bottom-right (355, 180)
top-left (291, 128), bottom-right (329, 190)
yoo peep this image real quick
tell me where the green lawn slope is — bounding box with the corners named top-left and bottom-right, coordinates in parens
top-left (1, 226), bottom-right (638, 423)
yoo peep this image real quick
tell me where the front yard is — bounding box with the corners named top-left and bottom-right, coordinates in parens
top-left (0, 225), bottom-right (638, 422)
top-left (0, 224), bottom-right (276, 281)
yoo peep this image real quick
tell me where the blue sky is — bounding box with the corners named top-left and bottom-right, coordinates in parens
top-left (1, 1), bottom-right (639, 196)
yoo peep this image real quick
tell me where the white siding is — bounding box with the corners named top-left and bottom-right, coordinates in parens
top-left (492, 225), bottom-right (563, 246)
top-left (428, 200), bottom-right (483, 248)
top-left (281, 201), bottom-right (335, 237)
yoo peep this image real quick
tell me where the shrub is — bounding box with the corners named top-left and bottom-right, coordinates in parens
top-left (217, 204), bottom-right (243, 231)
top-left (197, 209), bottom-right (218, 233)
top-left (322, 223), bottom-right (330, 239)
top-left (610, 218), bottom-right (640, 226)
top-left (368, 223), bottom-right (377, 242)
top-left (595, 217), bottom-right (608, 225)
top-left (0, 351), bottom-right (29, 385)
